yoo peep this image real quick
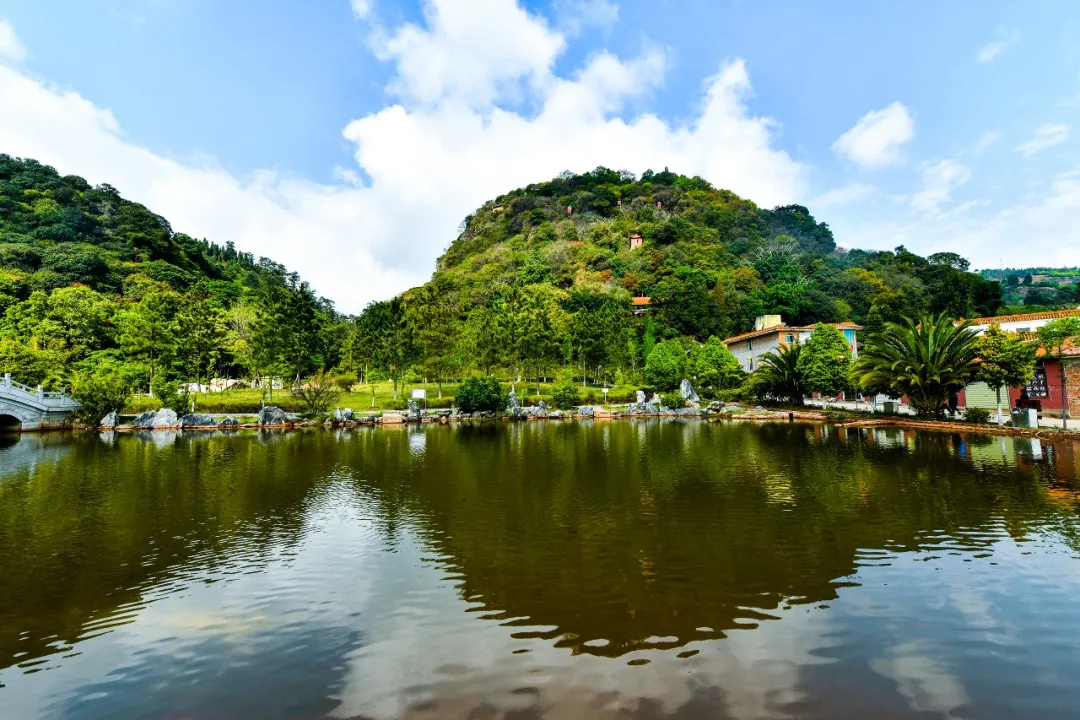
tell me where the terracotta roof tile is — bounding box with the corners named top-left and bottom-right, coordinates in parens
top-left (963, 308), bottom-right (1080, 326)
top-left (721, 322), bottom-right (862, 345)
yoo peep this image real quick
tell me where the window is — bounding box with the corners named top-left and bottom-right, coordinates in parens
top-left (786, 334), bottom-right (795, 344)
top-left (748, 340), bottom-right (753, 351)
top-left (749, 358), bottom-right (754, 371)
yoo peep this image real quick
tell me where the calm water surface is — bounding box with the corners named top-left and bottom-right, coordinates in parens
top-left (1, 421), bottom-right (1080, 719)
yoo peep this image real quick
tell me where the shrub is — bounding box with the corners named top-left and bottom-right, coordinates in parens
top-left (963, 407), bottom-right (992, 424)
top-left (383, 398), bottom-right (409, 411)
top-left (660, 391), bottom-right (686, 409)
top-left (455, 375), bottom-right (505, 413)
top-left (153, 379), bottom-right (190, 415)
top-left (72, 363), bottom-right (132, 424)
top-left (291, 370), bottom-right (341, 414)
top-left (714, 383), bottom-right (754, 404)
top-left (551, 376), bottom-right (581, 410)
top-left (333, 372), bottom-right (358, 393)
top-left (645, 341), bottom-right (683, 390)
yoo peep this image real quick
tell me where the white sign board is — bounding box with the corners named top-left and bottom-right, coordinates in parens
top-left (411, 388), bottom-right (426, 400)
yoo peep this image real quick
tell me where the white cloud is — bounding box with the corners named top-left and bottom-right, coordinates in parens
top-left (0, 0), bottom-right (806, 313)
top-left (553, 0), bottom-right (619, 35)
top-left (814, 183), bottom-right (876, 207)
top-left (911, 160), bottom-right (971, 214)
top-left (350, 0), bottom-right (374, 19)
top-left (832, 167), bottom-right (1080, 268)
top-left (973, 130), bottom-right (1002, 153)
top-left (832, 102), bottom-right (915, 169)
top-left (0, 18), bottom-right (26, 61)
top-left (371, 0), bottom-right (566, 108)
top-left (976, 28), bottom-right (1020, 63)
top-left (1017, 123), bottom-right (1069, 156)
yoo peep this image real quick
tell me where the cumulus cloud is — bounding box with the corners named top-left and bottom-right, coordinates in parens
top-left (350, 0), bottom-right (374, 19)
top-left (0, 18), bottom-right (25, 61)
top-left (1017, 123), bottom-right (1069, 156)
top-left (911, 160), bottom-right (971, 214)
top-left (0, 1), bottom-right (805, 312)
top-left (976, 28), bottom-right (1020, 63)
top-left (814, 183), bottom-right (876, 207)
top-left (553, 0), bottom-right (619, 35)
top-left (832, 102), bottom-right (914, 169)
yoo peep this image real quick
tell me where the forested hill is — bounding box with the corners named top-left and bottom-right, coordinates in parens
top-left (428, 167), bottom-right (1005, 341)
top-left (0, 154), bottom-right (347, 392)
top-left (0, 154), bottom-right (285, 298)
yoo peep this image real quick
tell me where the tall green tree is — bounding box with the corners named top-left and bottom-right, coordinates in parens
top-left (1036, 317), bottom-right (1080, 429)
top-left (515, 285), bottom-right (565, 394)
top-left (853, 314), bottom-right (980, 417)
top-left (796, 324), bottom-right (852, 397)
top-left (173, 290), bottom-right (227, 391)
top-left (752, 341), bottom-right (804, 405)
top-left (406, 281), bottom-right (460, 397)
top-left (974, 324), bottom-right (1037, 423)
top-left (116, 287), bottom-right (179, 394)
top-left (692, 336), bottom-right (744, 394)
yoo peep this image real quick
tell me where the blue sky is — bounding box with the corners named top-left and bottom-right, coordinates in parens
top-left (1, 0), bottom-right (1079, 310)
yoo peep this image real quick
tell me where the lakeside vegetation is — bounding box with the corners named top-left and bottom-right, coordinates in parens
top-left (2, 156), bottom-right (1078, 423)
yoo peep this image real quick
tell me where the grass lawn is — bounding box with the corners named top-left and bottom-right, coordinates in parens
top-left (123, 380), bottom-right (644, 414)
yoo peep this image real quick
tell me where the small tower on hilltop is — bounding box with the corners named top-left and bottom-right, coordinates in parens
top-left (629, 234), bottom-right (643, 251)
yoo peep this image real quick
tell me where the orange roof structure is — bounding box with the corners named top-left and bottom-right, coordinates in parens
top-left (963, 308), bottom-right (1080, 326)
top-left (631, 296), bottom-right (651, 307)
top-left (722, 321), bottom-right (862, 345)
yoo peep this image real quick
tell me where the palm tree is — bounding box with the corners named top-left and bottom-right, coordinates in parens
top-left (853, 313), bottom-right (980, 417)
top-left (753, 341), bottom-right (805, 405)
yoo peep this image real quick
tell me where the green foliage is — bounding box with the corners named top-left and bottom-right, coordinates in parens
top-left (963, 407), bottom-right (992, 424)
top-left (291, 370), bottom-right (342, 415)
top-left (551, 374), bottom-right (581, 410)
top-left (455, 375), bottom-right (505, 413)
top-left (659, 391), bottom-right (686, 409)
top-left (853, 314), bottom-right (980, 417)
top-left (645, 340), bottom-right (683, 390)
top-left (692, 336), bottom-right (744, 396)
top-left (974, 325), bottom-right (1037, 415)
top-left (152, 379), bottom-right (190, 415)
top-left (752, 341), bottom-right (804, 405)
top-left (796, 324), bottom-right (852, 396)
top-left (71, 361), bottom-right (132, 424)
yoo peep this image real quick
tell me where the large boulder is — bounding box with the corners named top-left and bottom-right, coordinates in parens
top-left (180, 413), bottom-right (216, 428)
top-left (538, 400), bottom-right (548, 411)
top-left (505, 390), bottom-right (520, 413)
top-left (407, 401), bottom-right (421, 420)
top-left (258, 406), bottom-right (290, 426)
top-left (151, 409), bottom-right (179, 428)
top-left (133, 411), bottom-right (157, 429)
top-left (636, 390), bottom-right (646, 404)
top-left (577, 405), bottom-right (594, 417)
top-left (100, 411), bottom-right (118, 429)
top-left (218, 417), bottom-right (240, 427)
top-left (333, 408), bottom-right (355, 423)
top-left (679, 379), bottom-right (700, 403)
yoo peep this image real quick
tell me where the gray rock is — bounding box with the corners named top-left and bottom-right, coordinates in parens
top-left (219, 417), bottom-right (240, 427)
top-left (357, 415), bottom-right (376, 425)
top-left (505, 390), bottom-right (520, 413)
top-left (150, 408), bottom-right (179, 428)
top-left (100, 411), bottom-right (118, 429)
top-left (538, 400), bottom-right (548, 411)
top-left (577, 405), bottom-right (594, 417)
top-left (549, 410), bottom-right (564, 419)
top-left (407, 401), bottom-right (421, 420)
top-left (180, 413), bottom-right (216, 428)
top-left (258, 406), bottom-right (290, 425)
top-left (636, 390), bottom-right (646, 404)
top-left (133, 411), bottom-right (157, 429)
top-left (333, 408), bottom-right (355, 423)
top-left (679, 379), bottom-right (700, 403)
top-left (723, 405), bottom-right (742, 414)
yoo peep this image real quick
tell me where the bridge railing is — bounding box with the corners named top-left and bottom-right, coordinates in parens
top-left (2, 373), bottom-right (80, 408)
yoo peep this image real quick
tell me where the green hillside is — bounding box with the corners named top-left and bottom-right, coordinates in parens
top-left (0, 154), bottom-right (347, 398)
top-left (426, 166), bottom-right (1004, 339)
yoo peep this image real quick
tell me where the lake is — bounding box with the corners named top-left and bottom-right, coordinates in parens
top-left (1, 421), bottom-right (1079, 719)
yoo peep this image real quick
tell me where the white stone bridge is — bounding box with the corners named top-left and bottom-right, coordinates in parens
top-left (0, 374), bottom-right (81, 431)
